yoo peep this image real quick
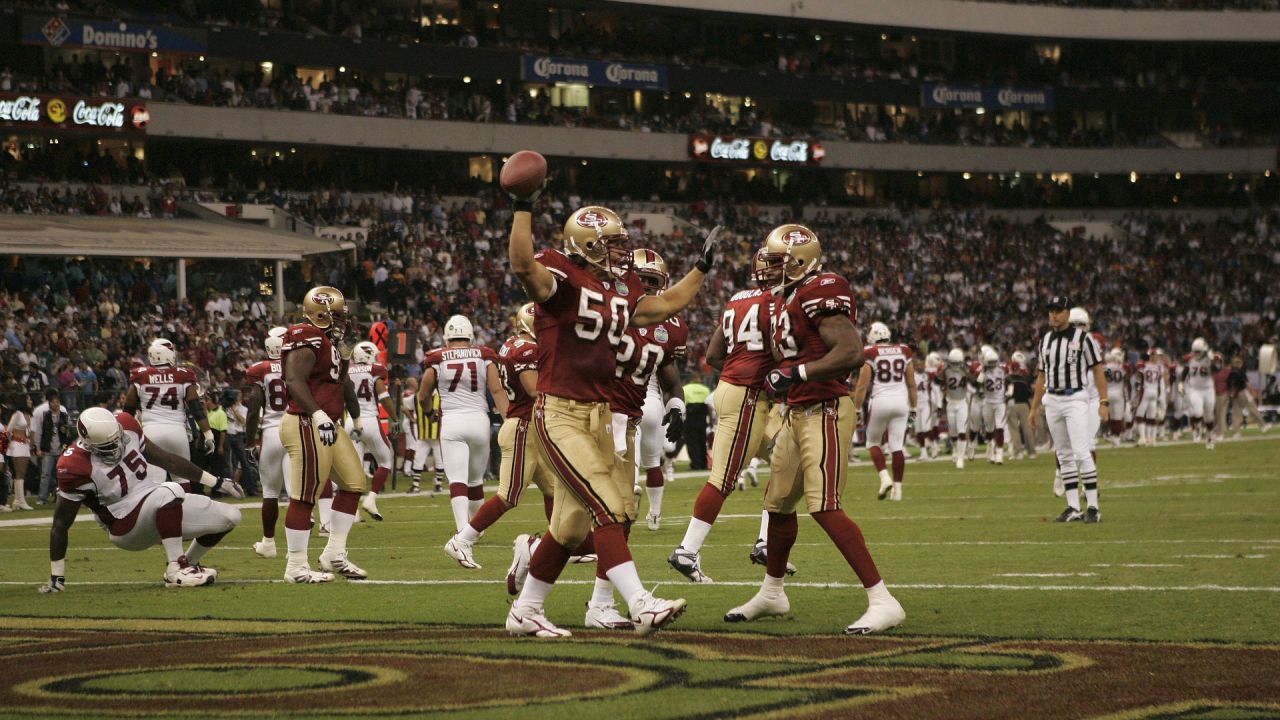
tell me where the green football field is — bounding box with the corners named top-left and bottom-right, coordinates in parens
top-left (2, 433), bottom-right (1278, 719)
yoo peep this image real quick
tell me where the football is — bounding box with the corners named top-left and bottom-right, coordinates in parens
top-left (500, 150), bottom-right (547, 198)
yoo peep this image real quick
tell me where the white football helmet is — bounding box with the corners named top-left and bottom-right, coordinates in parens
top-left (148, 338), bottom-right (177, 367)
top-left (982, 347), bottom-right (1000, 367)
top-left (947, 348), bottom-right (965, 365)
top-left (77, 407), bottom-right (124, 465)
top-left (1191, 337), bottom-right (1208, 356)
top-left (444, 315), bottom-right (474, 343)
top-left (1011, 351), bottom-right (1027, 367)
top-left (867, 322), bottom-right (891, 344)
top-left (1108, 347), bottom-right (1124, 362)
top-left (265, 326), bottom-right (287, 360)
top-left (352, 341), bottom-right (379, 365)
top-left (1069, 307), bottom-right (1090, 330)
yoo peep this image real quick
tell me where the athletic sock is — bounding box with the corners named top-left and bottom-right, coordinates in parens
top-left (591, 577), bottom-right (616, 606)
top-left (765, 512), bottom-right (798, 578)
top-left (812, 509), bottom-right (882, 588)
top-left (891, 451), bottom-right (905, 483)
top-left (869, 446), bottom-right (887, 471)
top-left (645, 485), bottom-right (664, 517)
top-left (323, 490), bottom-right (359, 556)
top-left (460, 496), bottom-right (508, 542)
top-left (156, 500), bottom-right (184, 562)
top-left (1062, 473), bottom-right (1081, 510)
top-left (516, 533), bottom-right (571, 611)
top-left (468, 484), bottom-right (484, 517)
top-left (680, 517), bottom-right (713, 555)
top-left (261, 498), bottom-right (278, 538)
top-left (757, 509), bottom-right (770, 543)
top-left (449, 484), bottom-right (469, 532)
top-left (371, 467), bottom-right (389, 494)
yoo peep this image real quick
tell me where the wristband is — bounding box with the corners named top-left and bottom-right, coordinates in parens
top-left (199, 471), bottom-right (218, 488)
top-left (664, 398), bottom-right (686, 415)
top-left (1099, 399), bottom-right (1110, 405)
top-left (377, 392), bottom-right (391, 402)
top-left (51, 559), bottom-right (66, 575)
top-left (796, 364), bottom-right (809, 382)
top-left (513, 200), bottom-right (533, 212)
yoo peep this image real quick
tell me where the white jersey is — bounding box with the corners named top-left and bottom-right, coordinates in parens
top-left (401, 391), bottom-right (420, 440)
top-left (348, 362), bottom-right (389, 419)
top-left (1137, 361), bottom-right (1167, 401)
top-left (129, 365), bottom-right (197, 427)
top-left (914, 368), bottom-right (936, 411)
top-left (55, 412), bottom-right (163, 522)
top-left (245, 359), bottom-right (286, 431)
top-left (1182, 353), bottom-right (1215, 391)
top-left (865, 343), bottom-right (913, 402)
top-left (942, 364), bottom-right (973, 404)
top-left (979, 364), bottom-right (1006, 405)
top-left (1104, 361), bottom-right (1129, 401)
top-left (424, 345), bottom-right (498, 415)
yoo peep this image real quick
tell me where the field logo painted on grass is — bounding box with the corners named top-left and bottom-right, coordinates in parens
top-left (1, 619), bottom-right (1278, 718)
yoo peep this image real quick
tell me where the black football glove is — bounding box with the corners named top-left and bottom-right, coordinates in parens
top-left (663, 408), bottom-right (685, 443)
top-left (908, 410), bottom-right (917, 428)
top-left (244, 445), bottom-right (259, 470)
top-left (509, 180), bottom-right (546, 210)
top-left (765, 367), bottom-right (801, 395)
top-left (695, 225), bottom-right (724, 273)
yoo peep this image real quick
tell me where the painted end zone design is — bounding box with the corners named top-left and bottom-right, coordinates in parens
top-left (0, 619), bottom-right (1278, 718)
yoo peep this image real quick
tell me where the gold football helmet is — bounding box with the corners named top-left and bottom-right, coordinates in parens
top-left (513, 302), bottom-right (536, 338)
top-left (755, 224), bottom-right (822, 293)
top-left (632, 248), bottom-right (669, 293)
top-left (752, 249), bottom-right (770, 288)
top-left (302, 285), bottom-right (351, 340)
top-left (563, 206), bottom-right (630, 275)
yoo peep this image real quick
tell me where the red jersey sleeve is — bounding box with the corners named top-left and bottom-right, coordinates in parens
top-left (114, 411), bottom-right (146, 449)
top-left (175, 368), bottom-right (198, 384)
top-left (864, 345), bottom-right (880, 361)
top-left (283, 324), bottom-right (325, 352)
top-left (798, 273), bottom-right (855, 322)
top-left (511, 342), bottom-right (539, 373)
top-left (535, 249), bottom-right (575, 296)
top-left (667, 318), bottom-right (689, 362)
top-left (423, 348), bottom-right (444, 368)
top-left (56, 446), bottom-right (94, 497)
top-left (480, 347), bottom-right (499, 362)
top-left (246, 361), bottom-right (269, 383)
top-left (372, 364), bottom-right (389, 381)
top-left (901, 345), bottom-right (914, 361)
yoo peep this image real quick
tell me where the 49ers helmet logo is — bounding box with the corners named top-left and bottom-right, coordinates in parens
top-left (311, 292), bottom-right (335, 306)
top-left (576, 211), bottom-right (608, 229)
top-left (785, 230), bottom-right (815, 245)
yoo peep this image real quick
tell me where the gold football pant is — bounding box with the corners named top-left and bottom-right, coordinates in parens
top-left (497, 417), bottom-right (551, 506)
top-left (280, 413), bottom-right (368, 504)
top-left (612, 414), bottom-right (641, 521)
top-left (533, 394), bottom-right (628, 549)
top-left (708, 383), bottom-right (773, 495)
top-left (764, 396), bottom-right (856, 515)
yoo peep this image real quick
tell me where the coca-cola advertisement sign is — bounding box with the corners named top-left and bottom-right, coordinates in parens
top-left (688, 134), bottom-right (824, 165)
top-left (0, 93), bottom-right (147, 132)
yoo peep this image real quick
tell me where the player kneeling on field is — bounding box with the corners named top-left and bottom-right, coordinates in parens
top-left (41, 407), bottom-right (244, 592)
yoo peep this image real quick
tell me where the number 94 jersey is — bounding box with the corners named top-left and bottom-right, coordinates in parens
top-left (771, 272), bottom-right (857, 405)
top-left (347, 362), bottom-right (389, 418)
top-left (424, 345), bottom-right (498, 415)
top-left (718, 288), bottom-right (775, 389)
top-left (864, 344), bottom-right (914, 401)
top-left (245, 359), bottom-right (285, 431)
top-left (129, 364), bottom-right (197, 427)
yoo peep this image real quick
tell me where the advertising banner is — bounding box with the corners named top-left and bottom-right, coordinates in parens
top-left (521, 55), bottom-right (668, 91)
top-left (0, 93), bottom-right (150, 132)
top-left (22, 15), bottom-right (208, 54)
top-left (688, 134), bottom-right (825, 165)
top-left (920, 83), bottom-right (1055, 111)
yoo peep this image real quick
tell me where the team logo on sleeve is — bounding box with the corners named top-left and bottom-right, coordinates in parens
top-left (654, 327), bottom-right (669, 343)
top-left (615, 280), bottom-right (630, 297)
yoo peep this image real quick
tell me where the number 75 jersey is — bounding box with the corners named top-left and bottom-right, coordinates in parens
top-left (718, 288), bottom-right (775, 389)
top-left (245, 359), bottom-right (286, 431)
top-left (424, 345), bottom-right (498, 415)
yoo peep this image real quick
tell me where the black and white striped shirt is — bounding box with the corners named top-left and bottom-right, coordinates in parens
top-left (1038, 327), bottom-right (1103, 393)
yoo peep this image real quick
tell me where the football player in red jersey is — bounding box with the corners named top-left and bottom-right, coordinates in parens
top-left (124, 338), bottom-right (213, 465)
top-left (670, 250), bottom-right (776, 583)
top-left (278, 285), bottom-right (370, 584)
top-left (244, 327), bottom-right (288, 558)
top-left (853, 322), bottom-right (917, 502)
top-left (506, 189), bottom-right (721, 638)
top-left (725, 224), bottom-right (906, 635)
top-left (42, 407), bottom-right (244, 593)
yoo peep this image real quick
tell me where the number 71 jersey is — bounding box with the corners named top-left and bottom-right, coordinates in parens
top-left (718, 288), bottom-right (775, 389)
top-left (424, 345), bottom-right (498, 415)
top-left (245, 359), bottom-right (286, 430)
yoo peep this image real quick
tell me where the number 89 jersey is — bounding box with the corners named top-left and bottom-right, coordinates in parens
top-left (864, 343), bottom-right (913, 401)
top-left (245, 359), bottom-right (286, 431)
top-left (424, 345), bottom-right (498, 415)
top-left (771, 272), bottom-right (857, 405)
top-left (129, 364), bottom-right (197, 427)
top-left (534, 248), bottom-right (644, 403)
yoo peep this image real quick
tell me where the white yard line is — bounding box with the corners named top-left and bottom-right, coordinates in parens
top-left (996, 572), bottom-right (1098, 577)
top-left (1174, 554), bottom-right (1267, 559)
top-left (1091, 563), bottom-right (1182, 568)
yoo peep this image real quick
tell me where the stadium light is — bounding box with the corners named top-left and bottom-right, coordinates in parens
top-left (963, 172), bottom-right (971, 180)
top-left (463, 76), bottom-right (472, 83)
top-left (1130, 172), bottom-right (1138, 183)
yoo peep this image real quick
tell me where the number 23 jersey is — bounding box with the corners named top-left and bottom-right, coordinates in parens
top-left (534, 248), bottom-right (644, 403)
top-left (771, 272), bottom-right (857, 406)
top-left (245, 359), bottom-right (285, 431)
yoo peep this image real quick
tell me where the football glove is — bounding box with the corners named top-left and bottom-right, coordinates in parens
top-left (199, 471), bottom-right (245, 499)
top-left (313, 409), bottom-right (338, 446)
top-left (765, 367), bottom-right (801, 395)
top-left (908, 410), bottom-right (917, 427)
top-left (244, 444), bottom-right (259, 469)
top-left (663, 406), bottom-right (685, 443)
top-left (39, 575), bottom-right (66, 594)
top-left (695, 225), bottom-right (724, 273)
top-left (202, 429), bottom-right (215, 454)
top-left (350, 417), bottom-right (364, 441)
top-left (509, 180), bottom-right (546, 209)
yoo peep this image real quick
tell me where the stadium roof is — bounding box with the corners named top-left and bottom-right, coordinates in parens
top-left (0, 216), bottom-right (353, 261)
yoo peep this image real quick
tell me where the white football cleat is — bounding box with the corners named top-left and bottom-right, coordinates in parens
top-left (163, 557), bottom-right (215, 588)
top-left (317, 523), bottom-right (331, 537)
top-left (253, 538), bottom-right (277, 558)
top-left (507, 606), bottom-right (571, 638)
top-left (668, 547), bottom-right (713, 583)
top-left (629, 591), bottom-right (687, 636)
top-left (744, 466), bottom-right (759, 487)
top-left (724, 588), bottom-right (789, 623)
top-left (319, 551), bottom-right (368, 580)
top-left (647, 513), bottom-right (661, 531)
top-left (1206, 439), bottom-right (1215, 450)
top-left (955, 456), bottom-right (965, 470)
top-left (846, 594), bottom-right (906, 635)
top-left (736, 477), bottom-right (746, 491)
top-left (877, 470), bottom-right (893, 500)
top-left (890, 483), bottom-right (902, 502)
top-left (361, 493), bottom-right (383, 521)
top-left (444, 536), bottom-right (481, 569)
top-left (569, 553), bottom-right (596, 564)
top-left (585, 601), bottom-right (635, 630)
top-left (1053, 471), bottom-right (1065, 497)
top-left (506, 533), bottom-right (536, 595)
top-left (284, 564), bottom-right (334, 584)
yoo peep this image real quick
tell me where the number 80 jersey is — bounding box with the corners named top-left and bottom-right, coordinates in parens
top-left (245, 359), bottom-right (286, 431)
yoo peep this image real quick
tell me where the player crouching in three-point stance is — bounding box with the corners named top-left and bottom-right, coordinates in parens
top-left (278, 285), bottom-right (370, 583)
top-left (506, 185), bottom-right (722, 637)
top-left (43, 407), bottom-right (244, 592)
top-left (726, 224), bottom-right (906, 635)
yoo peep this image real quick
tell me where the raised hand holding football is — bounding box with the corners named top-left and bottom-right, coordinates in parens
top-left (500, 150), bottom-right (547, 199)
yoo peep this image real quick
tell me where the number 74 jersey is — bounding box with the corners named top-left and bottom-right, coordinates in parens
top-left (129, 364), bottom-right (197, 427)
top-left (424, 345), bottom-right (498, 415)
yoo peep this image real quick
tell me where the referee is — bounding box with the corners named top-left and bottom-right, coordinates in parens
top-left (1030, 295), bottom-right (1109, 523)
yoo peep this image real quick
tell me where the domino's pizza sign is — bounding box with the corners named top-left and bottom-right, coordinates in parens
top-left (22, 15), bottom-right (208, 54)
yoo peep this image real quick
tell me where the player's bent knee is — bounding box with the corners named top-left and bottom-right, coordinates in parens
top-left (159, 481), bottom-right (187, 502)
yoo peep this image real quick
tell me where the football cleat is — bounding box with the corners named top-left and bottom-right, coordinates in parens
top-left (744, 466), bottom-right (759, 487)
top-left (444, 536), bottom-right (481, 569)
top-left (668, 547), bottom-right (713, 583)
top-left (1206, 439), bottom-right (1215, 450)
top-left (877, 472), bottom-right (893, 500)
top-left (629, 591), bottom-right (687, 636)
top-left (253, 538), bottom-right (277, 558)
top-left (736, 477), bottom-right (746, 492)
top-left (361, 493), bottom-right (383, 521)
top-left (845, 595), bottom-right (906, 635)
top-left (506, 606), bottom-right (571, 638)
top-left (433, 478), bottom-right (444, 494)
top-left (284, 564), bottom-right (334, 584)
top-left (319, 551), bottom-right (368, 580)
top-left (1055, 507), bottom-right (1084, 523)
top-left (407, 481), bottom-right (421, 494)
top-left (955, 456), bottom-right (965, 470)
top-left (1083, 507), bottom-right (1102, 524)
top-left (1052, 471), bottom-right (1065, 497)
top-left (724, 588), bottom-right (790, 623)
top-left (890, 483), bottom-right (902, 502)
top-left (749, 539), bottom-right (797, 575)
top-left (569, 553), bottom-right (596, 564)
top-left (585, 601), bottom-right (635, 630)
top-left (317, 523), bottom-right (331, 537)
top-left (163, 557), bottom-right (215, 588)
top-left (506, 533), bottom-right (537, 595)
top-left (647, 513), bottom-right (661, 531)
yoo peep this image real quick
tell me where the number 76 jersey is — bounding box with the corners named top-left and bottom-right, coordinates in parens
top-left (424, 345), bottom-right (498, 415)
